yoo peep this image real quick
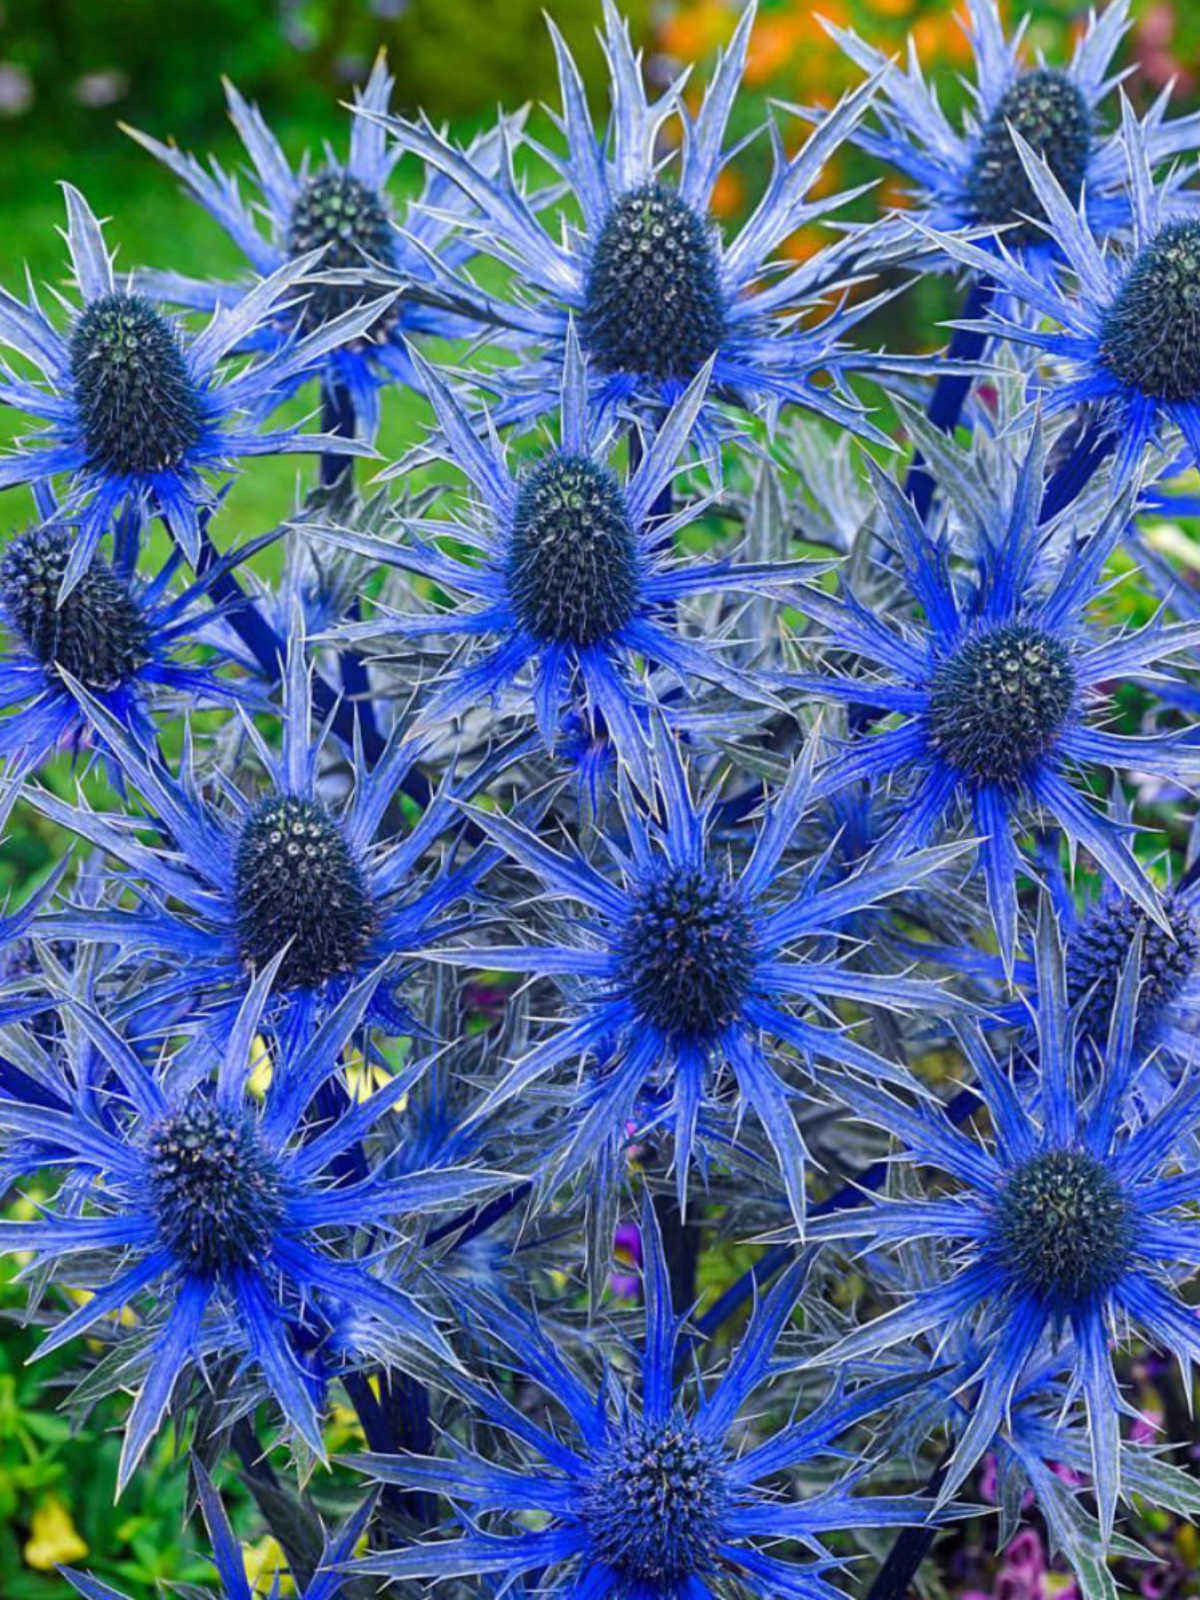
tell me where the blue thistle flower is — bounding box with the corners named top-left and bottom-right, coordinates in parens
top-left (314, 331), bottom-right (810, 789)
top-left (359, 1), bottom-right (931, 441)
top-left (913, 104), bottom-right (1200, 490)
top-left (432, 722), bottom-right (964, 1228)
top-left (63, 1462), bottom-right (372, 1598)
top-left (0, 511), bottom-right (266, 781)
top-left (124, 54), bottom-right (518, 442)
top-left (791, 426), bottom-right (1200, 962)
top-left (0, 969), bottom-right (509, 1489)
top-left (343, 1196), bottom-right (935, 1598)
top-left (0, 186), bottom-right (384, 592)
top-left (25, 620), bottom-right (468, 1038)
top-left (808, 905), bottom-right (1200, 1539)
top-left (826, 0), bottom-right (1200, 277)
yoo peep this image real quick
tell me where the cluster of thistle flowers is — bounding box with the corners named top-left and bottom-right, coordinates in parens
top-left (11, 2), bottom-right (1200, 1598)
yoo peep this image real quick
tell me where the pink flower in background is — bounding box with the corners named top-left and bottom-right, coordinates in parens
top-left (1136, 4), bottom-right (1197, 94)
top-left (965, 1525), bottom-right (1081, 1600)
top-left (609, 1220), bottom-right (643, 1301)
top-left (1132, 1407), bottom-right (1165, 1446)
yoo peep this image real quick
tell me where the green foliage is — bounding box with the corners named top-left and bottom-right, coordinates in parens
top-left (0, 1261), bottom-right (209, 1599)
top-left (0, 0), bottom-right (650, 143)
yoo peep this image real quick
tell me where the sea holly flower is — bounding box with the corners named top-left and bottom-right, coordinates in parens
top-left (826, 0), bottom-right (1200, 278)
top-left (915, 107), bottom-right (1200, 490)
top-left (0, 972), bottom-right (509, 1489)
top-left (313, 331), bottom-right (810, 788)
top-left (0, 512), bottom-right (267, 781)
top-left (343, 1197), bottom-right (936, 1598)
top-left (808, 907), bottom-right (1200, 1540)
top-left (432, 722), bottom-right (965, 1228)
top-left (356, 1), bottom-right (930, 441)
top-left (790, 427), bottom-right (1200, 962)
top-left (25, 620), bottom-right (467, 1038)
top-left (125, 54), bottom-right (520, 441)
top-left (0, 186), bottom-right (384, 592)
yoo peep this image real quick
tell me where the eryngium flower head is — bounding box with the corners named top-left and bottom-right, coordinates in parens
top-left (0, 188), bottom-right (383, 591)
top-left (810, 906), bottom-right (1200, 1542)
top-left (124, 54), bottom-right (520, 440)
top-left (25, 619), bottom-right (470, 1037)
top-left (0, 516), bottom-right (259, 781)
top-left (430, 722), bottom-right (963, 1227)
top-left (0, 974), bottom-right (506, 1489)
top-left (3, 188), bottom-right (391, 594)
top-left (311, 334), bottom-right (810, 790)
top-left (1066, 887), bottom-right (1200, 1055)
top-left (344, 1198), bottom-right (934, 1597)
top-left (917, 107), bottom-right (1200, 491)
top-left (827, 0), bottom-right (1200, 275)
top-left (354, 1), bottom-right (934, 442)
top-left (233, 794), bottom-right (378, 990)
top-left (790, 425), bottom-right (1200, 962)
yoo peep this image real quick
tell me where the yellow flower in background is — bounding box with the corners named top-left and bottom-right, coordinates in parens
top-left (344, 1049), bottom-right (396, 1104)
top-left (247, 1033), bottom-right (273, 1098)
top-left (24, 1495), bottom-right (88, 1570)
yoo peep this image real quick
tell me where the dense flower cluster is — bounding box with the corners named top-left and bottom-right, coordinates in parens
top-left (4, 4), bottom-right (1200, 1599)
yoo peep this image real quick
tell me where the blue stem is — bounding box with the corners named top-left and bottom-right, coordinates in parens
top-left (905, 275), bottom-right (994, 522)
top-left (195, 526), bottom-right (432, 813)
top-left (320, 380), bottom-right (357, 490)
top-left (1038, 417), bottom-right (1114, 524)
top-left (320, 380), bottom-right (382, 752)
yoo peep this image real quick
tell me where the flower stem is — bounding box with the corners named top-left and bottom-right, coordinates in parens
top-left (230, 1417), bottom-right (324, 1586)
top-left (343, 1370), bottom-right (436, 1526)
top-left (653, 1190), bottom-right (702, 1314)
top-left (1039, 417), bottom-right (1115, 523)
top-left (320, 380), bottom-right (357, 489)
top-left (195, 527), bottom-right (432, 811)
top-left (905, 275), bottom-right (994, 521)
top-left (319, 380), bottom-right (382, 751)
top-left (863, 1448), bottom-right (952, 1600)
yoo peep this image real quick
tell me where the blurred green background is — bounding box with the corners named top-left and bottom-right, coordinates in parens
top-left (1, 0), bottom-right (1199, 1592)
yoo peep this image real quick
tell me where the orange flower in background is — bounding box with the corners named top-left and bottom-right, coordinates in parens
top-left (710, 166), bottom-right (746, 217)
top-left (659, 0), bottom-right (733, 62)
top-left (781, 222), bottom-right (830, 263)
top-left (745, 14), bottom-right (804, 85)
top-left (911, 10), bottom-right (972, 67)
top-left (878, 174), bottom-right (914, 212)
